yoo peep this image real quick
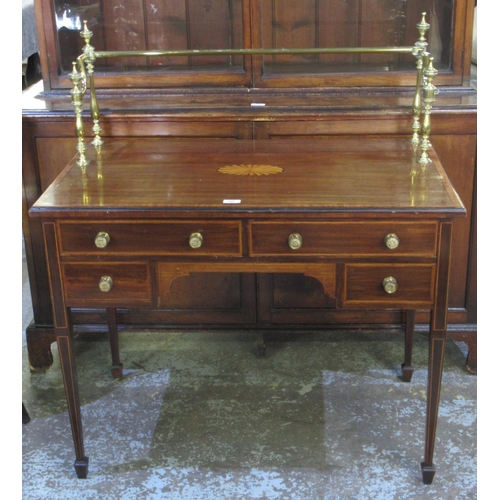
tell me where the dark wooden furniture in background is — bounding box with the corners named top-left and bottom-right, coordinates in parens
top-left (29, 138), bottom-right (465, 482)
top-left (22, 403), bottom-right (31, 424)
top-left (23, 0), bottom-right (477, 372)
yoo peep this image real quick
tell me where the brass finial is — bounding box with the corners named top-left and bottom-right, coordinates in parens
top-left (69, 61), bottom-right (82, 85)
top-left (80, 21), bottom-right (93, 48)
top-left (416, 12), bottom-right (430, 49)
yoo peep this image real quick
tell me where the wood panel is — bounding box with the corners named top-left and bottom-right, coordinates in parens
top-left (101, 0), bottom-right (148, 67)
top-left (159, 272), bottom-right (248, 310)
top-left (431, 134), bottom-right (476, 310)
top-left (360, 0), bottom-right (406, 64)
top-left (147, 0), bottom-right (189, 66)
top-left (253, 0), bottom-right (459, 84)
top-left (36, 138), bottom-right (80, 192)
top-left (262, 0), bottom-right (317, 61)
top-left (318, 0), bottom-right (359, 64)
top-left (187, 0), bottom-right (240, 64)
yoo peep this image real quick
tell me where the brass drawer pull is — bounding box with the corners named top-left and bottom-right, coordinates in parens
top-left (384, 233), bottom-right (400, 250)
top-left (99, 276), bottom-right (114, 292)
top-left (95, 231), bottom-right (110, 249)
top-left (382, 276), bottom-right (398, 294)
top-left (189, 232), bottom-right (203, 249)
top-left (288, 233), bottom-right (303, 250)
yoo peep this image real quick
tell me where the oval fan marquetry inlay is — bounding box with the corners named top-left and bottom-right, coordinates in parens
top-left (218, 164), bottom-right (284, 176)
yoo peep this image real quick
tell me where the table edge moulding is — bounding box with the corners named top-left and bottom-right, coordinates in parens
top-left (27, 13), bottom-right (467, 485)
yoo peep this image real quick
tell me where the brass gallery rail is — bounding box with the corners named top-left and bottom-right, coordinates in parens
top-left (68, 13), bottom-right (438, 168)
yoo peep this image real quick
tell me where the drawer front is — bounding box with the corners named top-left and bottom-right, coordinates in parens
top-left (250, 222), bottom-right (437, 257)
top-left (62, 262), bottom-right (152, 306)
top-left (58, 221), bottom-right (242, 256)
top-left (343, 264), bottom-right (435, 308)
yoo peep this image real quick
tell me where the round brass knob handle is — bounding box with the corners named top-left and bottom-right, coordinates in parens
top-left (384, 233), bottom-right (400, 250)
top-left (382, 276), bottom-right (398, 294)
top-left (288, 233), bottom-right (303, 250)
top-left (95, 231), bottom-right (110, 249)
top-left (99, 276), bottom-right (114, 293)
top-left (189, 232), bottom-right (203, 249)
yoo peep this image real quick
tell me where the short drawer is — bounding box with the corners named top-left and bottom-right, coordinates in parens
top-left (343, 264), bottom-right (435, 308)
top-left (249, 222), bottom-right (437, 257)
top-left (62, 262), bottom-right (152, 307)
top-left (58, 221), bottom-right (242, 256)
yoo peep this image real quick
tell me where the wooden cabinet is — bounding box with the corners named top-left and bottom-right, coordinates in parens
top-left (37, 0), bottom-right (474, 89)
top-left (24, 0), bottom-right (476, 372)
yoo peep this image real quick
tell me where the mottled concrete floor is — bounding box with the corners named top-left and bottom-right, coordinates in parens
top-left (22, 252), bottom-right (476, 499)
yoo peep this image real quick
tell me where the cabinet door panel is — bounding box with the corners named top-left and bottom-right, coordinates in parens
top-left (257, 273), bottom-right (337, 325)
top-left (359, 0), bottom-right (407, 64)
top-left (50, 0), bottom-right (249, 88)
top-left (101, 0), bottom-right (147, 67)
top-left (147, 0), bottom-right (189, 66)
top-left (147, 0), bottom-right (245, 67)
top-left (317, 0), bottom-right (359, 64)
top-left (252, 0), bottom-right (462, 86)
top-left (156, 273), bottom-right (257, 325)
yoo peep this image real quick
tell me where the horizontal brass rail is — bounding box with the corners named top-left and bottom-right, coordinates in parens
top-left (92, 46), bottom-right (415, 59)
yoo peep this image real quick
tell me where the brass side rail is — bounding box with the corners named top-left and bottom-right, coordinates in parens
top-left (70, 12), bottom-right (437, 168)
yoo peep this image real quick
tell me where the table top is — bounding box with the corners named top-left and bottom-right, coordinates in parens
top-left (30, 138), bottom-right (465, 219)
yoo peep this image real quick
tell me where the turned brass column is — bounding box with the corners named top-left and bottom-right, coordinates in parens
top-left (411, 12), bottom-right (430, 150)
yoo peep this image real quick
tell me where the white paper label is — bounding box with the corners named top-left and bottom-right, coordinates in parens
top-left (223, 199), bottom-right (242, 204)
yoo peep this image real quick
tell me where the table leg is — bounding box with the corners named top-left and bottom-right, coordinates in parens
top-left (55, 320), bottom-right (89, 478)
top-left (107, 307), bottom-right (123, 379)
top-left (43, 222), bottom-right (88, 477)
top-left (401, 310), bottom-right (415, 382)
top-left (421, 222), bottom-right (453, 484)
top-left (421, 318), bottom-right (446, 484)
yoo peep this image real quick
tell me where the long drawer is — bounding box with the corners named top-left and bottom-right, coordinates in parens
top-left (342, 263), bottom-right (436, 308)
top-left (249, 222), bottom-right (438, 257)
top-left (62, 262), bottom-right (153, 307)
top-left (58, 221), bottom-right (242, 256)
